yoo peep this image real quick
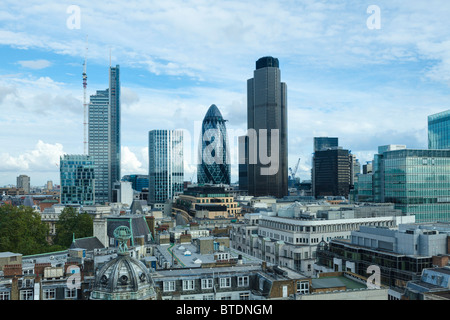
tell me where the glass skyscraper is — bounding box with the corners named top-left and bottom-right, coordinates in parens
top-left (60, 154), bottom-right (95, 205)
top-left (246, 56), bottom-right (288, 198)
top-left (428, 109), bottom-right (450, 149)
top-left (122, 174), bottom-right (149, 192)
top-left (88, 65), bottom-right (121, 204)
top-left (314, 137), bottom-right (339, 152)
top-left (372, 145), bottom-right (450, 223)
top-left (312, 147), bottom-right (352, 198)
top-left (197, 104), bottom-right (230, 185)
top-left (148, 130), bottom-right (184, 204)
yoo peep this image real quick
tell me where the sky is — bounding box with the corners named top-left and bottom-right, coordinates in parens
top-left (1, 0), bottom-right (450, 187)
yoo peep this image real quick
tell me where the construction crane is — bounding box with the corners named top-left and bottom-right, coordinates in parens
top-left (289, 158), bottom-right (301, 181)
top-left (82, 36), bottom-right (88, 155)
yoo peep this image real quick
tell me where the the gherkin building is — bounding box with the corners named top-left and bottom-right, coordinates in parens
top-left (197, 104), bottom-right (231, 185)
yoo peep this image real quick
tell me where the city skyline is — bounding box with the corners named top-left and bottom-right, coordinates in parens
top-left (1, 1), bottom-right (450, 186)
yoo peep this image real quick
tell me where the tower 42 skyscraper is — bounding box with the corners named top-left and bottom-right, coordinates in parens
top-left (246, 56), bottom-right (288, 198)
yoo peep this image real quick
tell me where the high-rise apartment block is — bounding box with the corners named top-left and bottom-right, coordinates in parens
top-left (148, 130), bottom-right (184, 204)
top-left (245, 56), bottom-right (288, 199)
top-left (60, 154), bottom-right (95, 205)
top-left (88, 65), bottom-right (121, 204)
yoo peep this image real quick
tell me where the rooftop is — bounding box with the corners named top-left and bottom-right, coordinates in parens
top-left (312, 273), bottom-right (368, 291)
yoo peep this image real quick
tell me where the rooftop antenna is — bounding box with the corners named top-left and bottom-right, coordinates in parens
top-left (83, 35), bottom-right (88, 155)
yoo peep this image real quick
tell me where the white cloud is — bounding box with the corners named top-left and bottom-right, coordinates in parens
top-left (0, 140), bottom-right (64, 172)
top-left (17, 59), bottom-right (52, 69)
top-left (121, 146), bottom-right (146, 175)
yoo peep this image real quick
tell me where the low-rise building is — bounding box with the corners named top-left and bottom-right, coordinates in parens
top-left (315, 222), bottom-right (450, 298)
top-left (231, 203), bottom-right (414, 276)
top-left (403, 267), bottom-right (450, 300)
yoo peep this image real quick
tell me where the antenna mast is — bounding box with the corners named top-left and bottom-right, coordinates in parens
top-left (83, 36), bottom-right (88, 155)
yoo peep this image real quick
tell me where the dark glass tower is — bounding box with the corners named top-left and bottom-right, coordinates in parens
top-left (197, 104), bottom-right (231, 185)
top-left (313, 148), bottom-right (352, 198)
top-left (314, 137), bottom-right (338, 152)
top-left (246, 56), bottom-right (288, 198)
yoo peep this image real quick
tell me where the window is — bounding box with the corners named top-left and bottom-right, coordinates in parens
top-left (43, 288), bottom-right (56, 300)
top-left (201, 278), bottom-right (213, 289)
top-left (163, 281), bottom-right (175, 292)
top-left (220, 277), bottom-right (231, 288)
top-left (203, 294), bottom-right (214, 300)
top-left (239, 292), bottom-right (250, 300)
top-left (182, 280), bottom-right (195, 291)
top-left (297, 281), bottom-right (309, 294)
top-left (20, 289), bottom-right (33, 300)
top-left (237, 276), bottom-right (249, 287)
top-left (0, 291), bottom-right (10, 300)
top-left (65, 288), bottom-right (77, 299)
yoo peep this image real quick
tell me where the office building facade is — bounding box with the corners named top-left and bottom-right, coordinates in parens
top-left (312, 147), bottom-right (352, 198)
top-left (148, 130), bottom-right (184, 204)
top-left (60, 154), bottom-right (95, 205)
top-left (372, 146), bottom-right (450, 223)
top-left (16, 175), bottom-right (30, 194)
top-left (238, 135), bottom-right (249, 192)
top-left (246, 56), bottom-right (288, 199)
top-left (197, 104), bottom-right (231, 185)
top-left (314, 137), bottom-right (339, 152)
top-left (428, 109), bottom-right (450, 149)
top-left (88, 65), bottom-right (121, 204)
top-left (122, 174), bottom-right (149, 192)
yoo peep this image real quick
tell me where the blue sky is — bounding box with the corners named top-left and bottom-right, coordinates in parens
top-left (1, 0), bottom-right (450, 186)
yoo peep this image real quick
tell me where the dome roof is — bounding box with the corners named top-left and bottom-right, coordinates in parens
top-left (90, 227), bottom-right (156, 300)
top-left (91, 254), bottom-right (155, 300)
top-left (203, 104), bottom-right (225, 122)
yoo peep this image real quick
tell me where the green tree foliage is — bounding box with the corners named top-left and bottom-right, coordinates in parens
top-left (53, 207), bottom-right (93, 248)
top-left (0, 204), bottom-right (55, 255)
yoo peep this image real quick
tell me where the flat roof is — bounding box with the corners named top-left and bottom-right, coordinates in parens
top-left (312, 275), bottom-right (367, 290)
top-left (152, 264), bottom-right (262, 281)
top-left (155, 243), bottom-right (264, 269)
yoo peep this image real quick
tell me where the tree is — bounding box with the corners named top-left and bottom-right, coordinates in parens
top-left (53, 207), bottom-right (93, 248)
top-left (0, 204), bottom-right (53, 255)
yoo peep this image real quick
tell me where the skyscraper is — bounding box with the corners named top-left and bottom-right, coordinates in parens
top-left (16, 175), bottom-right (30, 194)
top-left (238, 135), bottom-right (249, 192)
top-left (197, 104), bottom-right (230, 185)
top-left (312, 147), bottom-right (352, 198)
top-left (246, 56), bottom-right (288, 198)
top-left (88, 65), bottom-right (121, 204)
top-left (148, 130), bottom-right (184, 204)
top-left (428, 109), bottom-right (450, 149)
top-left (60, 154), bottom-right (95, 205)
top-left (314, 137), bottom-right (339, 152)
